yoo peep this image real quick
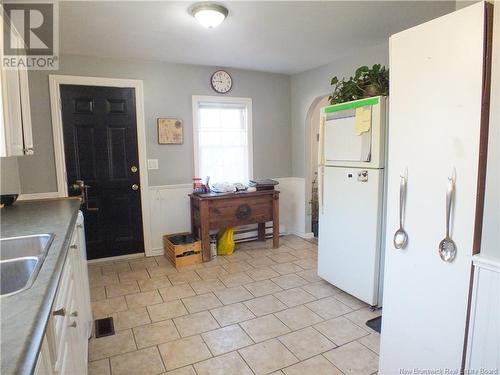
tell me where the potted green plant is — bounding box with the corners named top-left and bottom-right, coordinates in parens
top-left (329, 64), bottom-right (389, 105)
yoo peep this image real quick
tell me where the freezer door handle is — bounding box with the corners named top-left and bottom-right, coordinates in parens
top-left (319, 116), bottom-right (325, 165)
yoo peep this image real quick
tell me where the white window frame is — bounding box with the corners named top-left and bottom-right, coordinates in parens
top-left (192, 95), bottom-right (253, 181)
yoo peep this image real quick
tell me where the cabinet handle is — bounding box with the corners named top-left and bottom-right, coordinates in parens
top-left (70, 245), bottom-right (77, 249)
top-left (70, 311), bottom-right (78, 317)
top-left (53, 308), bottom-right (66, 316)
top-left (69, 321), bottom-right (77, 328)
top-left (77, 224), bottom-right (83, 228)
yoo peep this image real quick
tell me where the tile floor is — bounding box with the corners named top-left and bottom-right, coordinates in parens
top-left (87, 235), bottom-right (381, 375)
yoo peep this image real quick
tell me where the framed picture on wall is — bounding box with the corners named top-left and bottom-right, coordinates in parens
top-left (157, 118), bottom-right (183, 144)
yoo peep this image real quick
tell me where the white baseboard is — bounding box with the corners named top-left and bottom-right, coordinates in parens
top-left (148, 248), bottom-right (165, 257)
top-left (87, 252), bottom-right (146, 264)
top-left (292, 231), bottom-right (315, 239)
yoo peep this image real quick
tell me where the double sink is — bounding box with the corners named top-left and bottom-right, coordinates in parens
top-left (0, 234), bottom-right (54, 297)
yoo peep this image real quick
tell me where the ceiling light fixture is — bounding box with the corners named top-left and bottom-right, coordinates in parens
top-left (191, 3), bottom-right (228, 29)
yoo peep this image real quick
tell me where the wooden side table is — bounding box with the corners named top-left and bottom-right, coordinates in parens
top-left (189, 190), bottom-right (280, 261)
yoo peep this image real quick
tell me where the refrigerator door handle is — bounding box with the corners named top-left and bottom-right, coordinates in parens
top-left (319, 166), bottom-right (325, 214)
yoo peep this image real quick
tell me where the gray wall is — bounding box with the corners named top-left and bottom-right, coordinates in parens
top-left (0, 157), bottom-right (20, 194)
top-left (290, 42), bottom-right (389, 177)
top-left (17, 55), bottom-right (292, 193)
top-left (455, 1), bottom-right (479, 10)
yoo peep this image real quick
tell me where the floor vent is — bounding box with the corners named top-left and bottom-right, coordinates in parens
top-left (95, 317), bottom-right (115, 338)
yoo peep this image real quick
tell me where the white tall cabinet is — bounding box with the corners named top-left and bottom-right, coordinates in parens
top-left (380, 2), bottom-right (492, 373)
top-left (0, 9), bottom-right (34, 156)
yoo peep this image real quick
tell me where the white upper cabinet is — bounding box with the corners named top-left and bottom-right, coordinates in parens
top-left (0, 12), bottom-right (34, 157)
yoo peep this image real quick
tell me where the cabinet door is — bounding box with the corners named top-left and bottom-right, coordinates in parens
top-left (52, 242), bottom-right (89, 375)
top-left (18, 65), bottom-right (33, 154)
top-left (1, 67), bottom-right (24, 156)
top-left (72, 212), bottom-right (92, 340)
top-left (34, 336), bottom-right (55, 375)
top-left (66, 284), bottom-right (87, 375)
top-left (380, 2), bottom-right (491, 372)
top-left (0, 17), bottom-right (33, 156)
top-left (54, 273), bottom-right (87, 375)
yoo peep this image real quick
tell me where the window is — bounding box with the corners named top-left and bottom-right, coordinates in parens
top-left (192, 96), bottom-right (253, 184)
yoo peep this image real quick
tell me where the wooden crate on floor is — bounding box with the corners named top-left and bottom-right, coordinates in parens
top-left (163, 232), bottom-right (202, 268)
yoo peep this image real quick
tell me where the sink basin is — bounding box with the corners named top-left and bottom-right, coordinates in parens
top-left (0, 234), bottom-right (54, 297)
top-left (1, 257), bottom-right (39, 296)
top-left (0, 234), bottom-right (53, 261)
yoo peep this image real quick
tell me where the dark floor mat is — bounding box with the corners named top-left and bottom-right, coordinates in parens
top-left (366, 316), bottom-right (381, 333)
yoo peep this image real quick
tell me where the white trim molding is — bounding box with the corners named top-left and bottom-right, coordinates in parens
top-left (191, 95), bottom-right (253, 181)
top-left (48, 75), bottom-right (153, 256)
top-left (472, 254), bottom-right (500, 273)
top-left (87, 253), bottom-right (146, 264)
top-left (465, 254), bottom-right (500, 371)
top-left (18, 192), bottom-right (60, 201)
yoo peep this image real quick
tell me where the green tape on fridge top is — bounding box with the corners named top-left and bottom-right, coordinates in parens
top-left (324, 97), bottom-right (379, 113)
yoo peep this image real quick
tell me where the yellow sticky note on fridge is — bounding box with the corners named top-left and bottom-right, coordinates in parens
top-left (355, 106), bottom-right (372, 135)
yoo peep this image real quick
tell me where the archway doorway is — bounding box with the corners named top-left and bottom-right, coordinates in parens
top-left (305, 95), bottom-right (330, 238)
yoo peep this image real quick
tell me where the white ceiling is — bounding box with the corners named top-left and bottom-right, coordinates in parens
top-left (60, 1), bottom-right (455, 75)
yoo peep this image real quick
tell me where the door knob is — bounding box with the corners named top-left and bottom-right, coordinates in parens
top-left (130, 166), bottom-right (138, 173)
top-left (72, 180), bottom-right (91, 205)
top-left (132, 184), bottom-right (139, 191)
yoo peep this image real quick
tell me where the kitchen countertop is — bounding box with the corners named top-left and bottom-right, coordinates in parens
top-left (1, 199), bottom-right (81, 375)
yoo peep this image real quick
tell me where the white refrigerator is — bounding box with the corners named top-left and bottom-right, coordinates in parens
top-left (318, 96), bottom-right (387, 306)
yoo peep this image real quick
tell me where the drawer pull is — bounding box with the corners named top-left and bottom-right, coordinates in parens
top-left (53, 308), bottom-right (66, 316)
top-left (69, 321), bottom-right (77, 328)
top-left (70, 245), bottom-right (77, 249)
top-left (70, 311), bottom-right (78, 317)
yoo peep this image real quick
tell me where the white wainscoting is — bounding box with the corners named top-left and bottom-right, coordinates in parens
top-left (147, 177), bottom-right (310, 256)
top-left (465, 255), bottom-right (500, 371)
top-left (275, 177), bottom-right (311, 238)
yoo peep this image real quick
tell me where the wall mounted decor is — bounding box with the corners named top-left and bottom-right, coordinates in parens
top-left (158, 118), bottom-right (183, 144)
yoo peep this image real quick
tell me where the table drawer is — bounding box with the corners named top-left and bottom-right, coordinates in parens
top-left (208, 201), bottom-right (273, 229)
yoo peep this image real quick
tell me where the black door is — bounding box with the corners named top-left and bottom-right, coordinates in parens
top-left (60, 85), bottom-right (144, 259)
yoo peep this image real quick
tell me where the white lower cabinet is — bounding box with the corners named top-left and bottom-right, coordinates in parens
top-left (33, 336), bottom-right (55, 375)
top-left (34, 212), bottom-right (92, 375)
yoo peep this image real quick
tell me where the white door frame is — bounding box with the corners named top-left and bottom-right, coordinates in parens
top-left (48, 75), bottom-right (152, 256)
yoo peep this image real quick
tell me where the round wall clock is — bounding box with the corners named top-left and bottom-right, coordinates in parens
top-left (210, 70), bottom-right (232, 93)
